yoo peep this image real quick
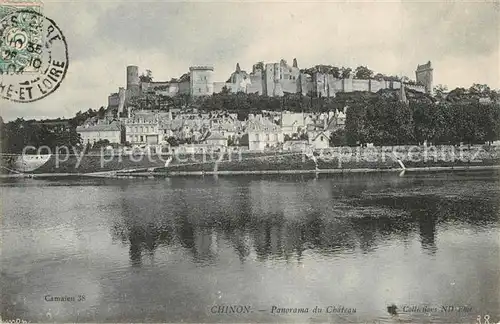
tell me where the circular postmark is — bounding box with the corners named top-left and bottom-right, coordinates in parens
top-left (0, 9), bottom-right (68, 102)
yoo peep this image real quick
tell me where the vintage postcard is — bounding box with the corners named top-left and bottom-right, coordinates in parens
top-left (1, 0), bottom-right (499, 323)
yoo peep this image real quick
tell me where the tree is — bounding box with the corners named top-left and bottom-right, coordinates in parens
top-left (97, 106), bottom-right (106, 118)
top-left (329, 129), bottom-right (347, 146)
top-left (139, 70), bottom-right (153, 83)
top-left (354, 66), bottom-right (374, 79)
top-left (92, 139), bottom-right (110, 149)
top-left (341, 67), bottom-right (352, 79)
top-left (433, 84), bottom-right (448, 101)
top-left (469, 83), bottom-right (491, 96)
top-left (166, 136), bottom-right (179, 147)
top-left (254, 61), bottom-right (264, 71)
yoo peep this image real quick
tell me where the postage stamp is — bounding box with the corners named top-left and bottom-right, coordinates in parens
top-left (0, 0), bottom-right (43, 17)
top-left (0, 8), bottom-right (68, 102)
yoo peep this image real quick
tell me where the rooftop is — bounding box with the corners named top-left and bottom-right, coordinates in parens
top-left (205, 132), bottom-right (227, 141)
top-left (76, 121), bottom-right (121, 132)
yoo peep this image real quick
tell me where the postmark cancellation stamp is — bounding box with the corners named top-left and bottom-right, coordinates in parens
top-left (0, 5), bottom-right (68, 102)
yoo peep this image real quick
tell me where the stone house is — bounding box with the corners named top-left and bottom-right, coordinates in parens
top-left (204, 132), bottom-right (228, 147)
top-left (308, 131), bottom-right (330, 150)
top-left (246, 115), bottom-right (284, 151)
top-left (77, 121), bottom-right (123, 144)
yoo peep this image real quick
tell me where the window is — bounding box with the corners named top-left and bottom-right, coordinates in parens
top-left (199, 88), bottom-right (202, 93)
top-left (140, 136), bottom-right (144, 142)
top-left (320, 136), bottom-right (324, 141)
top-left (266, 134), bottom-right (270, 141)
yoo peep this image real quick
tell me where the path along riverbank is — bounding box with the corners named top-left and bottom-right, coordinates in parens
top-left (1, 145), bottom-right (500, 178)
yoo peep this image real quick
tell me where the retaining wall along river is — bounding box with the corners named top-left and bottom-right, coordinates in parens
top-left (1, 145), bottom-right (500, 176)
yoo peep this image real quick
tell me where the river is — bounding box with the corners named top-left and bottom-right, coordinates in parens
top-left (1, 171), bottom-right (499, 323)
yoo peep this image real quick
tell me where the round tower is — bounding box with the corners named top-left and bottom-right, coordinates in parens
top-left (126, 65), bottom-right (140, 98)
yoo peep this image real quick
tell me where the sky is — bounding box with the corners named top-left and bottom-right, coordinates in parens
top-left (1, 0), bottom-right (499, 121)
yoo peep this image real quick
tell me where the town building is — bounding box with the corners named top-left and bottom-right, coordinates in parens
top-left (246, 115), bottom-right (284, 151)
top-left (76, 121), bottom-right (123, 144)
top-left (204, 132), bottom-right (228, 147)
top-left (124, 110), bottom-right (171, 145)
top-left (283, 140), bottom-right (309, 152)
top-left (281, 112), bottom-right (306, 136)
top-left (308, 131), bottom-right (330, 150)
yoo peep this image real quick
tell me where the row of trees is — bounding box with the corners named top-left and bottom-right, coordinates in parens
top-left (300, 64), bottom-right (406, 82)
top-left (342, 99), bottom-right (500, 146)
top-left (0, 107), bottom-right (115, 153)
top-left (0, 118), bottom-right (82, 153)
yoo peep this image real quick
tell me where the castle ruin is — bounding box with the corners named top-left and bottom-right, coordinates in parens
top-left (109, 59), bottom-right (434, 108)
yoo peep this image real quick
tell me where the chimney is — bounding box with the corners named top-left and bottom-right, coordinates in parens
top-left (293, 58), bottom-right (298, 68)
top-left (236, 63), bottom-right (241, 73)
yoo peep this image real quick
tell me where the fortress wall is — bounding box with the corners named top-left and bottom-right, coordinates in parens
top-left (213, 82), bottom-right (228, 93)
top-left (108, 93), bottom-right (119, 107)
top-left (369, 80), bottom-right (381, 92)
top-left (331, 79), bottom-right (344, 93)
top-left (314, 73), bottom-right (328, 96)
top-left (273, 82), bottom-right (284, 96)
top-left (300, 75), bottom-right (313, 95)
top-left (406, 84), bottom-right (426, 92)
top-left (369, 80), bottom-right (387, 93)
top-left (281, 79), bottom-right (299, 94)
top-left (229, 74), bottom-right (246, 93)
top-left (247, 74), bottom-right (263, 94)
top-left (342, 79), bottom-right (353, 92)
top-left (167, 83), bottom-right (180, 96)
top-left (326, 75), bottom-right (337, 96)
top-left (264, 64), bottom-right (278, 96)
top-left (178, 80), bottom-right (190, 95)
top-left (352, 79), bottom-right (370, 92)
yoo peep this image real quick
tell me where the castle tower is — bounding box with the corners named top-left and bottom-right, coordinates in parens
top-left (399, 84), bottom-right (409, 105)
top-left (117, 87), bottom-right (126, 114)
top-left (126, 65), bottom-right (140, 98)
top-left (189, 66), bottom-right (214, 96)
top-left (415, 61), bottom-right (433, 94)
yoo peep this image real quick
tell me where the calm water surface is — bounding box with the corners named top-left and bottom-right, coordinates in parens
top-left (1, 171), bottom-right (499, 323)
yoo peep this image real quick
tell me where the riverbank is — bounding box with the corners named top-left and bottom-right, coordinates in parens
top-left (1, 144), bottom-right (499, 177)
top-left (146, 144), bottom-right (500, 175)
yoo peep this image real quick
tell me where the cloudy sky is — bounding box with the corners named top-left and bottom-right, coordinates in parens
top-left (1, 0), bottom-right (499, 120)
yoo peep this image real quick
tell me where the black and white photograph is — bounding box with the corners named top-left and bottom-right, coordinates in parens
top-left (1, 0), bottom-right (499, 323)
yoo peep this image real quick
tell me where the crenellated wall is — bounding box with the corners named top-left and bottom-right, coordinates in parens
top-left (247, 72), bottom-right (263, 95)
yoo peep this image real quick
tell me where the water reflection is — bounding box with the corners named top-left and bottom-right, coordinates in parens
top-left (108, 174), bottom-right (499, 267)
